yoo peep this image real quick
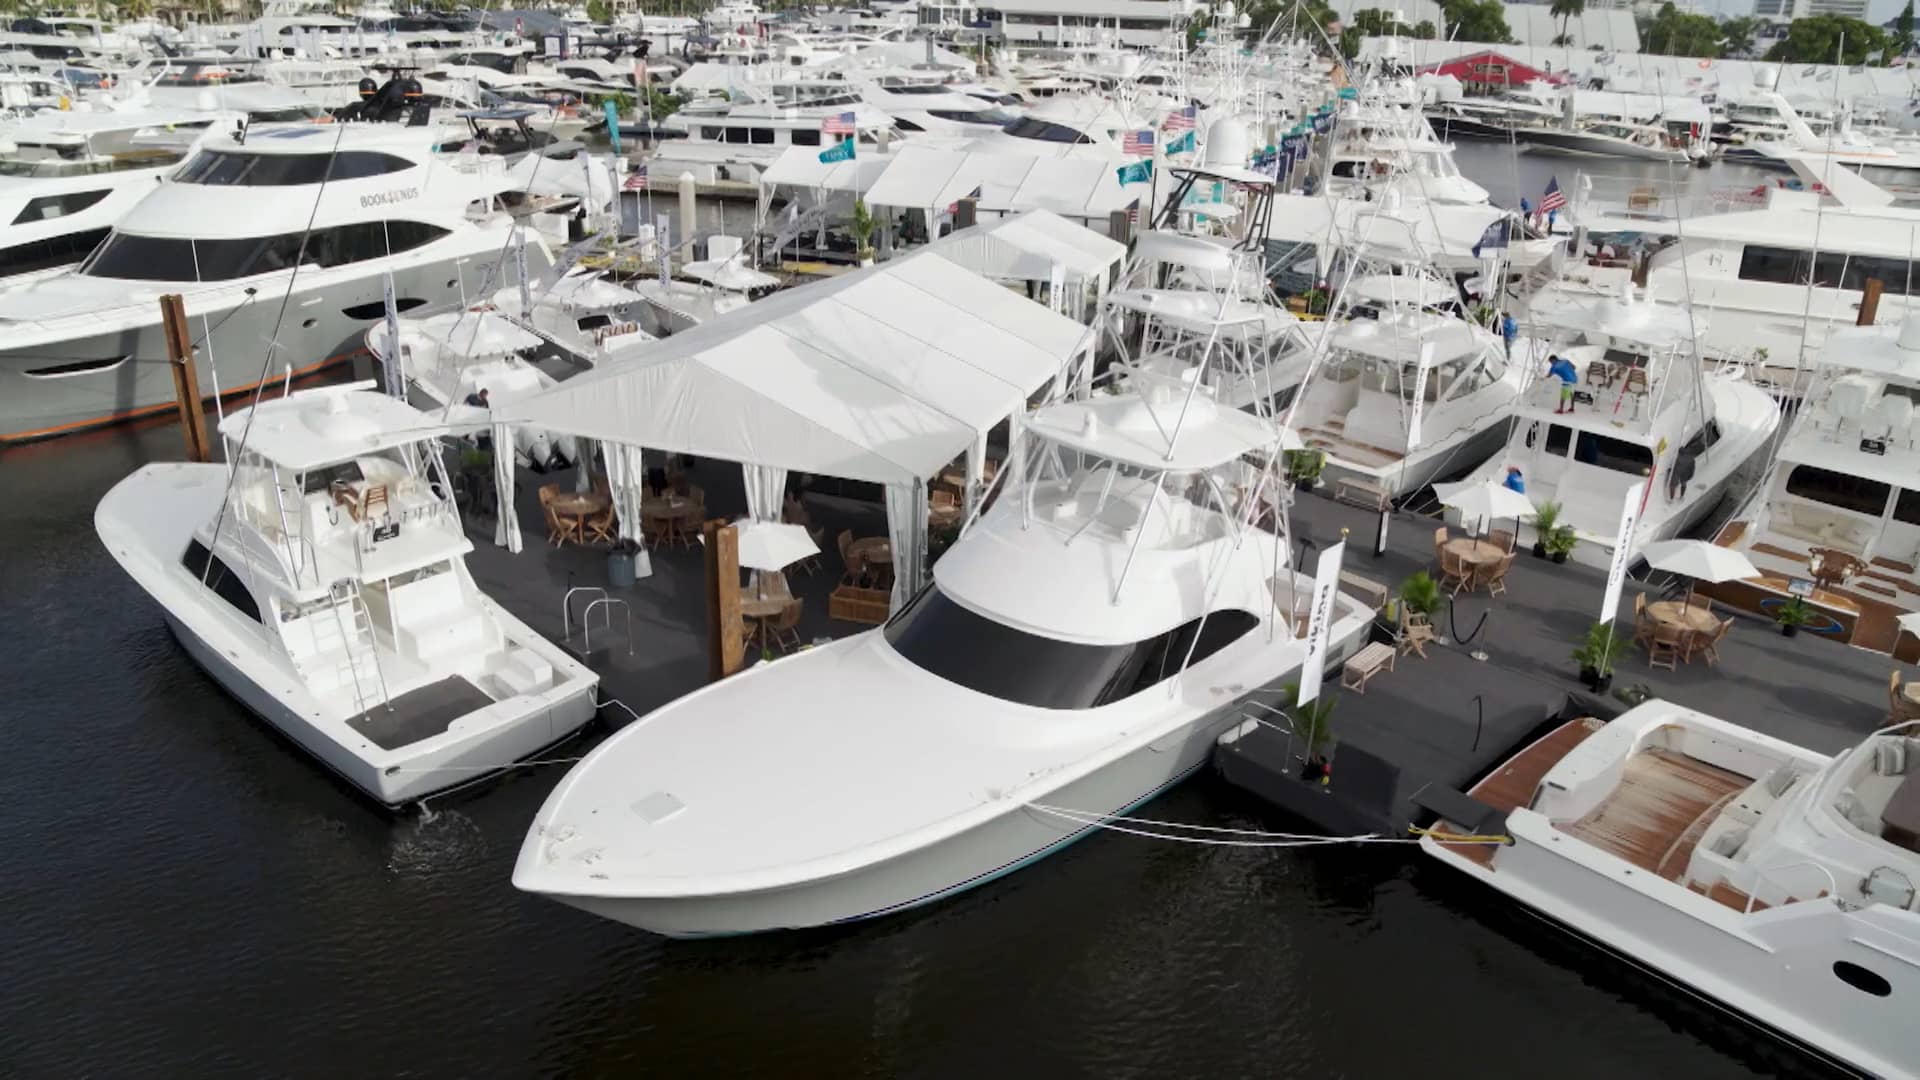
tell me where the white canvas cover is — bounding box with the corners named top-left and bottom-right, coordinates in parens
top-left (928, 207), bottom-right (1125, 282)
top-left (759, 145), bottom-right (890, 193)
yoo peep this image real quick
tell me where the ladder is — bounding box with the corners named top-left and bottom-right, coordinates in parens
top-left (327, 580), bottom-right (391, 715)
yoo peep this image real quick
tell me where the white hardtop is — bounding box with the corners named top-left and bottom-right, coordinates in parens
top-left (1814, 316), bottom-right (1920, 381)
top-left (1348, 273), bottom-right (1457, 309)
top-left (1529, 285), bottom-right (1706, 351)
top-left (1028, 382), bottom-right (1281, 473)
top-left (220, 383), bottom-right (443, 471)
top-left (1332, 309), bottom-right (1490, 366)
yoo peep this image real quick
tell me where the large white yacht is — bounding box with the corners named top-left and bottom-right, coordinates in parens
top-left (0, 122), bottom-right (550, 443)
top-left (95, 384), bottom-right (599, 805)
top-left (0, 106), bottom-right (243, 286)
top-left (1456, 286), bottom-right (1778, 569)
top-left (1423, 700), bottom-right (1920, 1077)
top-left (514, 361), bottom-right (1374, 936)
top-left (1707, 316), bottom-right (1920, 656)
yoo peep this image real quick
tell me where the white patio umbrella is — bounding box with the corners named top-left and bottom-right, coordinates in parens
top-left (1433, 478), bottom-right (1537, 545)
top-left (1641, 539), bottom-right (1760, 606)
top-left (702, 520), bottom-right (819, 573)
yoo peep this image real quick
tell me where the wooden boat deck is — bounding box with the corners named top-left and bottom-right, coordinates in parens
top-left (1558, 748), bottom-right (1751, 873)
top-left (1438, 718), bottom-right (1604, 868)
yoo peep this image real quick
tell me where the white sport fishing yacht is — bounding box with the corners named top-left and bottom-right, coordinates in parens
top-left (1457, 285), bottom-right (1778, 569)
top-left (1423, 700), bottom-right (1920, 1077)
top-left (95, 384), bottom-right (599, 805)
top-left (1707, 316), bottom-right (1920, 657)
top-left (0, 106), bottom-right (243, 286)
top-left (514, 321), bottom-right (1373, 936)
top-left (0, 122), bottom-right (551, 443)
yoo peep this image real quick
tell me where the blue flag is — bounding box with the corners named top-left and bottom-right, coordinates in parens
top-left (818, 137), bottom-right (855, 164)
top-left (1116, 158), bottom-right (1152, 186)
top-left (604, 99), bottom-right (622, 156)
top-left (1472, 217), bottom-right (1511, 258)
top-left (1165, 129), bottom-right (1196, 156)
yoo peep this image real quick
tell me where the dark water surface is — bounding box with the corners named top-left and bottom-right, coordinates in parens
top-left (0, 154), bottom-right (1836, 1079)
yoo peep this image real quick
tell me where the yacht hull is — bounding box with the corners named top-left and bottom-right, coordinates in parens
top-left (530, 610), bottom-right (1372, 937)
top-left (1426, 835), bottom-right (1920, 1078)
top-left (1319, 418), bottom-right (1513, 501)
top-left (1519, 130), bottom-right (1690, 163)
top-left (0, 254), bottom-right (522, 444)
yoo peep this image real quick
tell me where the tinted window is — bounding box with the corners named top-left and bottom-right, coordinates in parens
top-left (1681, 420), bottom-right (1722, 457)
top-left (181, 539), bottom-right (261, 622)
top-left (1002, 116), bottom-right (1091, 144)
top-left (82, 221), bottom-right (448, 280)
top-left (1788, 464), bottom-right (1890, 516)
top-left (11, 188), bottom-right (110, 224)
top-left (0, 227), bottom-right (107, 277)
top-left (1572, 431), bottom-right (1654, 475)
top-left (724, 127), bottom-right (749, 144)
top-left (1896, 487), bottom-right (1920, 527)
top-left (883, 586), bottom-right (1258, 710)
top-left (893, 117), bottom-right (924, 132)
top-left (1545, 423), bottom-right (1572, 455)
top-left (790, 128), bottom-right (820, 146)
top-left (700, 125), bottom-right (721, 140)
top-left (749, 127), bottom-right (774, 144)
top-left (1738, 245), bottom-right (1805, 285)
top-left (175, 150), bottom-right (412, 186)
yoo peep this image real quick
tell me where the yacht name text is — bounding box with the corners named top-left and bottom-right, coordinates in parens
top-left (360, 187), bottom-right (420, 208)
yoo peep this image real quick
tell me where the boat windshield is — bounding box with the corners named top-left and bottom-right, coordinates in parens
top-left (882, 585), bottom-right (1257, 710)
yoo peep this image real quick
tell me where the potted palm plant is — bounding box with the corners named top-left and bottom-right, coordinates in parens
top-left (1572, 620), bottom-right (1624, 692)
top-left (850, 197), bottom-right (877, 266)
top-left (1530, 500), bottom-right (1562, 558)
top-left (1282, 681), bottom-right (1338, 784)
top-left (1398, 570), bottom-right (1443, 623)
top-left (1544, 523), bottom-right (1577, 564)
top-left (1775, 597), bottom-right (1811, 638)
top-left (1284, 448), bottom-right (1325, 493)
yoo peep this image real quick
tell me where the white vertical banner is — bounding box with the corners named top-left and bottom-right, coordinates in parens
top-left (656, 213), bottom-right (672, 292)
top-left (1406, 342), bottom-right (1434, 447)
top-left (515, 226), bottom-right (532, 318)
top-left (1296, 539), bottom-right (1347, 707)
top-left (381, 271), bottom-right (401, 398)
top-left (1600, 481), bottom-right (1645, 625)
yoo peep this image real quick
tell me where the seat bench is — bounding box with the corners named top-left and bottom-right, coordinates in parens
top-left (1341, 641), bottom-right (1396, 693)
top-left (1334, 476), bottom-right (1390, 511)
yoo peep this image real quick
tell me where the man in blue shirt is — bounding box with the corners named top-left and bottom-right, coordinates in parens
top-left (1501, 312), bottom-right (1518, 360)
top-left (1547, 354), bottom-right (1580, 414)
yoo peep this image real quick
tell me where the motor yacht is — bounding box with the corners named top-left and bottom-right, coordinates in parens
top-left (653, 90), bottom-right (895, 184)
top-left (1455, 285), bottom-right (1778, 569)
top-left (0, 106), bottom-right (243, 287)
top-left (1422, 700), bottom-right (1920, 1077)
top-left (94, 383), bottom-right (599, 805)
top-left (0, 122), bottom-right (552, 443)
top-left (1705, 316), bottom-right (1920, 657)
top-left (514, 349), bottom-right (1374, 936)
top-left (1290, 292), bottom-right (1523, 499)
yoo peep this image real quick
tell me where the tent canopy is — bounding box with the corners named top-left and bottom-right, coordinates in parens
top-left (927, 207), bottom-right (1125, 281)
top-left (499, 220), bottom-right (1094, 485)
top-left (766, 144), bottom-right (1137, 222)
top-left (760, 145), bottom-right (889, 192)
top-left (1418, 50), bottom-right (1567, 88)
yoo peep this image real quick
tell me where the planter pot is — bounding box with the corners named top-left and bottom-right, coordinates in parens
top-left (1579, 665), bottom-right (1598, 689)
top-left (1780, 623), bottom-right (1800, 638)
top-left (1551, 551), bottom-right (1569, 564)
top-left (1531, 542), bottom-right (1547, 559)
top-left (1296, 479), bottom-right (1316, 494)
top-left (608, 551), bottom-right (638, 589)
top-left (1594, 673), bottom-right (1612, 693)
top-left (1300, 755), bottom-right (1332, 784)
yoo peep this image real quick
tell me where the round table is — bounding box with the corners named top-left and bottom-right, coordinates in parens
top-left (847, 537), bottom-right (892, 574)
top-left (741, 597), bottom-right (786, 619)
top-left (1647, 600), bottom-right (1719, 633)
top-left (550, 490), bottom-right (610, 518)
top-left (1443, 537), bottom-right (1506, 566)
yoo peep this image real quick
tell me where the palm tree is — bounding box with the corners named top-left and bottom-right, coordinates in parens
top-left (1549, 0), bottom-right (1584, 46)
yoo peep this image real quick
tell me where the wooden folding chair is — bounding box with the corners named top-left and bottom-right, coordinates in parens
top-left (1440, 549), bottom-right (1471, 597)
top-left (1648, 622), bottom-right (1684, 671)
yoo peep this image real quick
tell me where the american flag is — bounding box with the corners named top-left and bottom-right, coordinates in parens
top-left (822, 111), bottom-right (855, 136)
top-left (1162, 104), bottom-right (1196, 132)
top-left (1539, 176), bottom-right (1567, 213)
top-left (623, 162), bottom-right (648, 191)
top-left (1121, 129), bottom-right (1153, 156)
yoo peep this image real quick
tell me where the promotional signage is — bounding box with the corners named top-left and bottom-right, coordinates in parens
top-left (1296, 540), bottom-right (1348, 706)
top-left (1600, 482), bottom-right (1646, 625)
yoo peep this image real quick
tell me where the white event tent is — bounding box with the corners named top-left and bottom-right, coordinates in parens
top-left (494, 216), bottom-right (1099, 608)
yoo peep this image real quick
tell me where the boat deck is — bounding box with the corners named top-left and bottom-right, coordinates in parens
top-left (1437, 717), bottom-right (1604, 868)
top-left (1557, 748), bottom-right (1751, 873)
top-left (347, 675), bottom-right (494, 751)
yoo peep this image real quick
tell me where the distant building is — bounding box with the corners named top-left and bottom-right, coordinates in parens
top-left (1753, 0), bottom-right (1869, 20)
top-left (1323, 0), bottom-right (1641, 50)
top-left (982, 0), bottom-right (1197, 48)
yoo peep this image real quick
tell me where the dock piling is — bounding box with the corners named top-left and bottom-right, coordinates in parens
top-left (160, 292), bottom-right (212, 463)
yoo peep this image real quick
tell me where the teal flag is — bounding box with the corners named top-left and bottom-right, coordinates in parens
top-left (1337, 87), bottom-right (1359, 100)
top-left (604, 99), bottom-right (622, 155)
top-left (818, 137), bottom-right (855, 163)
top-left (1116, 158), bottom-right (1152, 186)
top-left (1165, 130), bottom-right (1196, 156)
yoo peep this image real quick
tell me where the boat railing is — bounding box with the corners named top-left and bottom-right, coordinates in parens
top-left (1744, 860), bottom-right (1841, 914)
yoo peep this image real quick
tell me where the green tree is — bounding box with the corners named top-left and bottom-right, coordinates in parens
top-left (1763, 13), bottom-right (1886, 63)
top-left (1411, 19), bottom-right (1436, 39)
top-left (1643, 2), bottom-right (1722, 57)
top-left (1895, 0), bottom-right (1915, 58)
top-left (1437, 0), bottom-right (1510, 43)
top-left (1719, 15), bottom-right (1757, 57)
top-left (586, 0), bottom-right (611, 24)
top-left (1348, 7), bottom-right (1398, 36)
top-left (1549, 0), bottom-right (1584, 46)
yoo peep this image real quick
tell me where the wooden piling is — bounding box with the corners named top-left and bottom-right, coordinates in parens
top-left (703, 518), bottom-right (744, 680)
top-left (1859, 278), bottom-right (1884, 326)
top-left (160, 293), bottom-right (212, 463)
top-left (954, 197), bottom-right (976, 230)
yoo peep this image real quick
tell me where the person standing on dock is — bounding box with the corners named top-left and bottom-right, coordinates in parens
top-left (1501, 311), bottom-right (1518, 360)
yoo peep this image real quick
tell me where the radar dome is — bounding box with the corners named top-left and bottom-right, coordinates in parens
top-left (1203, 116), bottom-right (1249, 169)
